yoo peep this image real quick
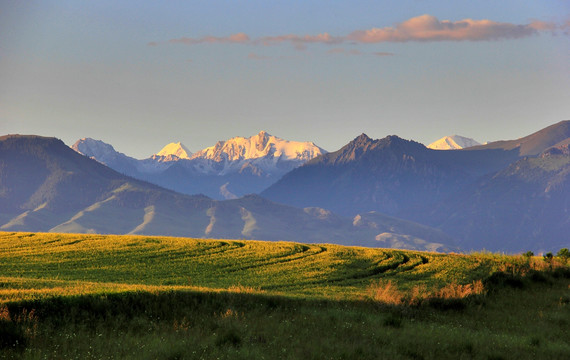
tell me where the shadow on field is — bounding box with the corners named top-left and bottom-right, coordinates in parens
top-left (1, 266), bottom-right (569, 359)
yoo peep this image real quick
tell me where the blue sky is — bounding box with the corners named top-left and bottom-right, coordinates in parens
top-left (1, 1), bottom-right (569, 158)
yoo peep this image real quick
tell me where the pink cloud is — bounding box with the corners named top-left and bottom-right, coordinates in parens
top-left (159, 15), bottom-right (562, 50)
top-left (348, 14), bottom-right (540, 42)
top-left (169, 32), bottom-right (250, 45)
top-left (528, 20), bottom-right (557, 32)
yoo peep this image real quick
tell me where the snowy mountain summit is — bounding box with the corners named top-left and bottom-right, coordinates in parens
top-left (156, 142), bottom-right (192, 160)
top-left (72, 138), bottom-right (126, 164)
top-left (173, 131), bottom-right (326, 176)
top-left (71, 132), bottom-right (326, 199)
top-left (193, 131), bottom-right (323, 161)
top-left (427, 135), bottom-right (481, 150)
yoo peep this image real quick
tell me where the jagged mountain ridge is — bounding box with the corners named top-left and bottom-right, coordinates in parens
top-left (262, 133), bottom-right (520, 218)
top-left (0, 134), bottom-right (453, 251)
top-left (72, 131), bottom-right (326, 199)
top-left (262, 120), bottom-right (570, 252)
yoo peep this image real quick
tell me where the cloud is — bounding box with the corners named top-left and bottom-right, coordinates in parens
top-left (528, 20), bottom-right (557, 32)
top-left (168, 32), bottom-right (250, 45)
top-left (347, 14), bottom-right (541, 42)
top-left (159, 15), bottom-right (562, 49)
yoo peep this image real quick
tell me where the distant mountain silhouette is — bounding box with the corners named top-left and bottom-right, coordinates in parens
top-left (0, 135), bottom-right (453, 251)
top-left (262, 120), bottom-right (570, 252)
top-left (262, 134), bottom-right (519, 218)
top-left (431, 144), bottom-right (570, 253)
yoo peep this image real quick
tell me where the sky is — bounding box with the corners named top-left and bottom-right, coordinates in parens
top-left (1, 1), bottom-right (569, 158)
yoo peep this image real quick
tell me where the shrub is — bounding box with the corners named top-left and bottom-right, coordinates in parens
top-left (543, 252), bottom-right (554, 262)
top-left (556, 248), bottom-right (569, 264)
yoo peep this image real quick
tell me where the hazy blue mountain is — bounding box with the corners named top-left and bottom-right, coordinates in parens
top-left (0, 135), bottom-right (453, 251)
top-left (262, 120), bottom-right (570, 252)
top-left (431, 144), bottom-right (570, 253)
top-left (261, 134), bottom-right (520, 218)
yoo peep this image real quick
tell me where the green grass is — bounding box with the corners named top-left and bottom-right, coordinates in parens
top-left (0, 231), bottom-right (568, 359)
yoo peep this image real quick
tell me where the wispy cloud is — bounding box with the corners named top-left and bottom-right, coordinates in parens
top-left (347, 15), bottom-right (543, 43)
top-left (157, 15), bottom-right (562, 49)
top-left (528, 20), bottom-right (557, 32)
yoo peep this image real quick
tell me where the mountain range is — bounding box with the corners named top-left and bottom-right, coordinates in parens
top-left (262, 120), bottom-right (570, 252)
top-left (0, 134), bottom-right (452, 251)
top-left (3, 120), bottom-right (570, 253)
top-left (72, 131), bottom-right (325, 200)
top-left (261, 134), bottom-right (520, 218)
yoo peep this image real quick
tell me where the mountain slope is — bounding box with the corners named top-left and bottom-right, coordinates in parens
top-left (1, 135), bottom-right (453, 251)
top-left (428, 135), bottom-right (481, 150)
top-left (72, 138), bottom-right (170, 176)
top-left (432, 144), bottom-right (570, 252)
top-left (262, 134), bottom-right (519, 218)
top-left (469, 120), bottom-right (570, 156)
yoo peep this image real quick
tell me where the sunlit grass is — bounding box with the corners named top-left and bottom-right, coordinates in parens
top-left (0, 231), bottom-right (503, 303)
top-left (0, 231), bottom-right (568, 359)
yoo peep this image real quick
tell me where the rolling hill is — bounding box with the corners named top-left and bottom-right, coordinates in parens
top-left (0, 232), bottom-right (568, 359)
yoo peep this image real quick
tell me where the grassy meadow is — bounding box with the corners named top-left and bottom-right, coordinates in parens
top-left (0, 232), bottom-right (569, 359)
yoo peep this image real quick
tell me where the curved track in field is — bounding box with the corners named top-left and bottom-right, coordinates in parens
top-left (2, 232), bottom-right (503, 304)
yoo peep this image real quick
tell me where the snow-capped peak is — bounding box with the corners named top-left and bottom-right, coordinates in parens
top-left (156, 142), bottom-right (192, 159)
top-left (191, 131), bottom-right (325, 162)
top-left (427, 135), bottom-right (481, 150)
top-left (71, 138), bottom-right (121, 160)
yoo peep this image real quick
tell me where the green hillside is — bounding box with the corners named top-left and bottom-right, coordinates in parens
top-left (1, 232), bottom-right (496, 302)
top-left (1, 232), bottom-right (569, 359)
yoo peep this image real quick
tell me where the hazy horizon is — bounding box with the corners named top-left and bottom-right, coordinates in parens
top-left (2, 1), bottom-right (569, 158)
